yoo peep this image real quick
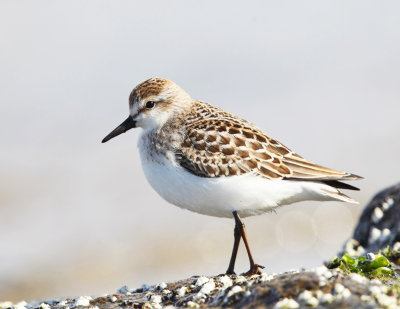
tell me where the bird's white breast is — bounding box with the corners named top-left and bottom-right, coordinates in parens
top-left (137, 132), bottom-right (338, 218)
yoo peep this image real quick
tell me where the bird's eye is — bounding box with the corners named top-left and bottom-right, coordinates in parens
top-left (146, 101), bottom-right (155, 109)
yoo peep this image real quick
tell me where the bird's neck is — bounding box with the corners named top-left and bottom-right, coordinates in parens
top-left (139, 114), bottom-right (186, 161)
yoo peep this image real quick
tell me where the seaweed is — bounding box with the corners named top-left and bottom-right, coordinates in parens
top-left (326, 251), bottom-right (395, 279)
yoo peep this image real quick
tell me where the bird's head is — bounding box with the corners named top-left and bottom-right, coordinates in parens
top-left (102, 78), bottom-right (191, 143)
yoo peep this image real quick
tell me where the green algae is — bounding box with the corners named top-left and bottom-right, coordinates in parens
top-left (326, 248), bottom-right (400, 280)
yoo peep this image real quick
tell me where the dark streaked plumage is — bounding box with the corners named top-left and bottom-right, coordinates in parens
top-left (175, 100), bottom-right (362, 196)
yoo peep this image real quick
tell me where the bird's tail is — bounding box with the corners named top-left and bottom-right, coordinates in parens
top-left (319, 186), bottom-right (359, 204)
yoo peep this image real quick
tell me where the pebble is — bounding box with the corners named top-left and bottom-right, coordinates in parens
top-left (218, 275), bottom-right (233, 288)
top-left (372, 207), bottom-right (384, 223)
top-left (108, 296), bottom-right (117, 303)
top-left (235, 275), bottom-right (247, 283)
top-left (333, 283), bottom-right (351, 299)
top-left (141, 284), bottom-right (151, 292)
top-left (349, 273), bottom-right (367, 284)
top-left (344, 238), bottom-right (365, 256)
top-left (156, 282), bottom-right (167, 290)
top-left (193, 292), bottom-right (207, 301)
top-left (375, 293), bottom-right (397, 308)
top-left (369, 285), bottom-right (382, 296)
top-left (369, 284), bottom-right (388, 294)
top-left (39, 304), bottom-right (50, 309)
top-left (313, 266), bottom-right (333, 279)
top-left (0, 302), bottom-right (13, 309)
top-left (116, 286), bottom-right (132, 295)
top-left (273, 298), bottom-right (299, 309)
top-left (186, 301), bottom-right (199, 308)
top-left (195, 276), bottom-right (209, 286)
top-left (176, 286), bottom-right (187, 297)
top-left (13, 302), bottom-right (27, 309)
top-left (150, 295), bottom-right (162, 303)
top-left (381, 228), bottom-right (391, 242)
top-left (319, 293), bottom-right (334, 304)
top-left (298, 290), bottom-right (312, 300)
top-left (227, 285), bottom-right (243, 298)
top-left (341, 288), bottom-right (351, 298)
top-left (200, 280), bottom-right (215, 295)
top-left (380, 285), bottom-right (389, 294)
top-left (314, 290), bottom-right (323, 299)
top-left (366, 252), bottom-right (376, 261)
top-left (73, 296), bottom-right (92, 307)
top-left (369, 227), bottom-right (381, 243)
top-left (382, 197), bottom-right (394, 210)
top-left (360, 294), bottom-right (374, 303)
top-left (297, 290), bottom-right (319, 307)
top-left (318, 278), bottom-right (327, 287)
top-left (259, 273), bottom-right (274, 282)
top-left (334, 283), bottom-right (345, 294)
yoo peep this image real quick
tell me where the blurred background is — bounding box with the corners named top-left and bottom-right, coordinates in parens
top-left (1, 0), bottom-right (399, 302)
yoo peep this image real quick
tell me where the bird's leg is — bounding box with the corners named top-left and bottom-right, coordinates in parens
top-left (232, 211), bottom-right (265, 276)
top-left (226, 211), bottom-right (241, 275)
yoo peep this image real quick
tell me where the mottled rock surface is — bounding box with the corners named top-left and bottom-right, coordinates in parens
top-left (89, 270), bottom-right (400, 308)
top-left (3, 269), bottom-right (400, 309)
top-left (342, 182), bottom-right (400, 256)
top-left (3, 183), bottom-right (400, 309)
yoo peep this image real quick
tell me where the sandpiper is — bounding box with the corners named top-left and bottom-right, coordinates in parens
top-left (102, 78), bottom-right (362, 275)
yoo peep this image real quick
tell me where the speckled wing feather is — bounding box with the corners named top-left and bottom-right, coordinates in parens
top-left (176, 101), bottom-right (361, 184)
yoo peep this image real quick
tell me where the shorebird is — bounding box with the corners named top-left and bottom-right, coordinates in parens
top-left (102, 78), bottom-right (362, 275)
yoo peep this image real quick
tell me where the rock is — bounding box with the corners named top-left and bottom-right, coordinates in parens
top-left (342, 182), bottom-right (400, 255)
top-left (7, 269), bottom-right (400, 308)
top-left (5, 183), bottom-right (400, 308)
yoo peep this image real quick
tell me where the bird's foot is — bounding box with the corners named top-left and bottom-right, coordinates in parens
top-left (242, 264), bottom-right (265, 276)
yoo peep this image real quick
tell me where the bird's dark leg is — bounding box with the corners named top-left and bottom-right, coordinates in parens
top-left (226, 211), bottom-right (242, 275)
top-left (232, 211), bottom-right (265, 276)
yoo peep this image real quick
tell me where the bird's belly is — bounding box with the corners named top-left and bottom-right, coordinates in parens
top-left (138, 151), bottom-right (324, 218)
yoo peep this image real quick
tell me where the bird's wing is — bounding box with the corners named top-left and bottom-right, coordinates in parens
top-left (176, 117), bottom-right (361, 184)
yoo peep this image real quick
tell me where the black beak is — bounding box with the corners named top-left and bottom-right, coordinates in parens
top-left (102, 116), bottom-right (136, 143)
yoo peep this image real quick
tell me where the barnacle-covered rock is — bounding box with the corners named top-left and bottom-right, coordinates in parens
top-left (4, 184), bottom-right (400, 309)
top-left (342, 183), bottom-right (400, 256)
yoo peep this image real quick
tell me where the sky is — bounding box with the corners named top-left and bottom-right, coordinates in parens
top-left (1, 0), bottom-right (399, 302)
